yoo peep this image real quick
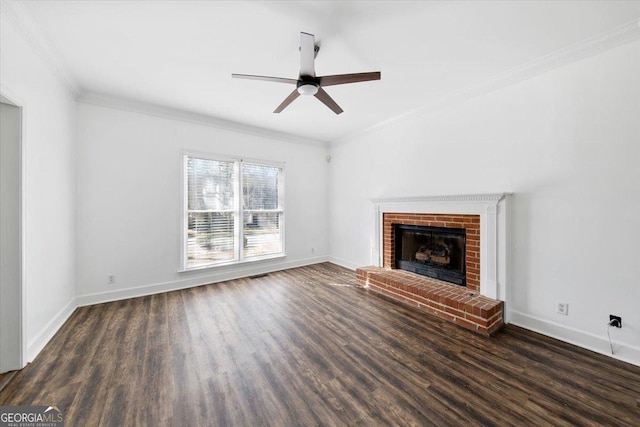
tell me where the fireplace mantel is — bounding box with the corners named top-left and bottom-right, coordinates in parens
top-left (371, 194), bottom-right (509, 302)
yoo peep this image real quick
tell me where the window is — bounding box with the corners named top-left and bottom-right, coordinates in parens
top-left (184, 154), bottom-right (284, 270)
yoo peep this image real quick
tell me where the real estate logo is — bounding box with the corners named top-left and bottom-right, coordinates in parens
top-left (0, 406), bottom-right (64, 427)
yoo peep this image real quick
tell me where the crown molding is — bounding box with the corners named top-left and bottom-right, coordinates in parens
top-left (77, 92), bottom-right (328, 147)
top-left (331, 18), bottom-right (640, 147)
top-left (1, 0), bottom-right (80, 97)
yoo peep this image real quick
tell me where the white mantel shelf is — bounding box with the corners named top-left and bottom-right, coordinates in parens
top-left (371, 193), bottom-right (510, 307)
top-left (370, 193), bottom-right (508, 204)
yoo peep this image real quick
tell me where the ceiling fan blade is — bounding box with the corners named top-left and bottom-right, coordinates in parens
top-left (314, 87), bottom-right (343, 115)
top-left (232, 74), bottom-right (298, 84)
top-left (299, 32), bottom-right (316, 77)
top-left (317, 72), bottom-right (381, 87)
top-left (273, 89), bottom-right (301, 113)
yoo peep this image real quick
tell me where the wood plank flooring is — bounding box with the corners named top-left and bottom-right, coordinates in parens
top-left (0, 371), bottom-right (17, 393)
top-left (1, 263), bottom-right (639, 426)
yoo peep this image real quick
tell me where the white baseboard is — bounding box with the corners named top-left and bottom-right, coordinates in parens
top-left (327, 256), bottom-right (360, 271)
top-left (27, 297), bottom-right (77, 362)
top-left (76, 256), bottom-right (329, 307)
top-left (509, 310), bottom-right (640, 367)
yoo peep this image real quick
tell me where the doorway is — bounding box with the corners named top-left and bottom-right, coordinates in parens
top-left (1, 94), bottom-right (24, 374)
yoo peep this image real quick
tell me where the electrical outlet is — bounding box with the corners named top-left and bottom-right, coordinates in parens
top-left (108, 275), bottom-right (116, 284)
top-left (609, 315), bottom-right (622, 328)
top-left (556, 302), bottom-right (568, 315)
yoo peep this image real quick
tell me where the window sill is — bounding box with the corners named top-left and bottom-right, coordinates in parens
top-left (178, 253), bottom-right (286, 273)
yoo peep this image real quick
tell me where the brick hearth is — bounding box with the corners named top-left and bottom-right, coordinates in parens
top-left (357, 266), bottom-right (504, 335)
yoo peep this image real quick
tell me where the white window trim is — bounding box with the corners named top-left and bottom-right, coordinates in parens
top-left (179, 151), bottom-right (286, 272)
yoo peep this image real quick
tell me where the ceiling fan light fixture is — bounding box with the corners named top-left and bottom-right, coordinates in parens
top-left (297, 82), bottom-right (319, 96)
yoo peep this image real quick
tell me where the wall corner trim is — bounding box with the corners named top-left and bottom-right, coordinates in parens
top-left (26, 297), bottom-right (77, 363)
top-left (1, 0), bottom-right (81, 98)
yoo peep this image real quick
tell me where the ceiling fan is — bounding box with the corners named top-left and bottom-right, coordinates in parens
top-left (232, 32), bottom-right (381, 115)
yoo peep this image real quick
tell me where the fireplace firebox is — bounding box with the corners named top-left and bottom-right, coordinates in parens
top-left (394, 224), bottom-right (466, 286)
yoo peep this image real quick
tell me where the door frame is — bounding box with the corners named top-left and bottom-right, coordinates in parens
top-left (1, 86), bottom-right (27, 370)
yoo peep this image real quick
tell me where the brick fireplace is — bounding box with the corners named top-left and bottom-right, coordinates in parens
top-left (384, 213), bottom-right (481, 292)
top-left (356, 194), bottom-right (509, 336)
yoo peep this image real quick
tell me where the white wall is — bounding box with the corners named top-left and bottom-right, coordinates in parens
top-left (328, 40), bottom-right (640, 365)
top-left (0, 13), bottom-right (77, 362)
top-left (75, 103), bottom-right (329, 304)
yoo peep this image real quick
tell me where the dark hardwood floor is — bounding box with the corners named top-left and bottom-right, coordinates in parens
top-left (0, 371), bottom-right (17, 394)
top-left (1, 263), bottom-right (639, 426)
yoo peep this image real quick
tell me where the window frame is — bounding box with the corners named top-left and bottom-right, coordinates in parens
top-left (180, 151), bottom-right (285, 272)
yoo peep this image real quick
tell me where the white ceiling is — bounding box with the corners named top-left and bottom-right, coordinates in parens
top-left (15, 0), bottom-right (640, 142)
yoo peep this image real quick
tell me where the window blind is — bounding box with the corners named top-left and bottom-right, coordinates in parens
top-left (242, 162), bottom-right (283, 258)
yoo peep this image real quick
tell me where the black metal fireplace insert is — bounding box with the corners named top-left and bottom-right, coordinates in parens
top-left (394, 224), bottom-right (466, 286)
